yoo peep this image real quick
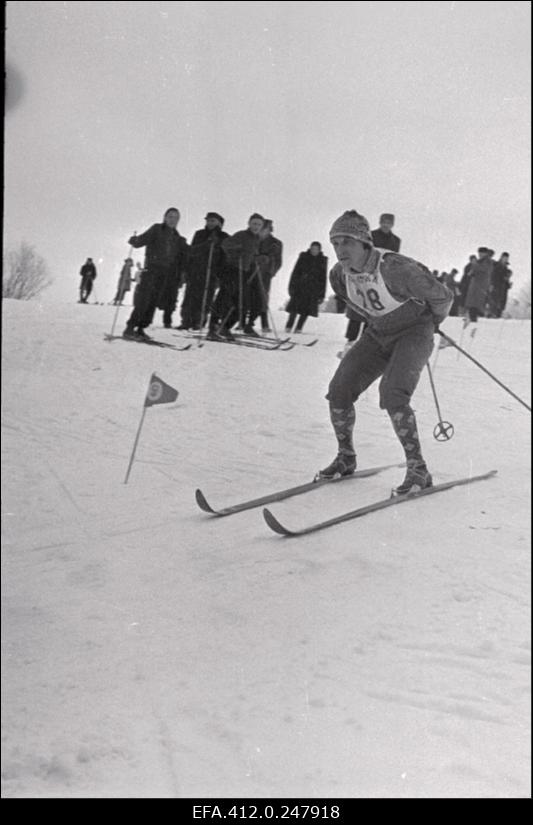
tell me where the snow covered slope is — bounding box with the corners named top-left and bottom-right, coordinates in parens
top-left (1, 299), bottom-right (530, 798)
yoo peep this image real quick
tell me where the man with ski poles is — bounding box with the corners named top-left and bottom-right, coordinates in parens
top-left (319, 209), bottom-right (453, 495)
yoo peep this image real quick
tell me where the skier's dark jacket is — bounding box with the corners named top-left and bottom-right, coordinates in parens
top-left (129, 223), bottom-right (189, 276)
top-left (188, 227), bottom-right (229, 278)
top-left (222, 229), bottom-right (262, 271)
top-left (330, 249), bottom-right (453, 336)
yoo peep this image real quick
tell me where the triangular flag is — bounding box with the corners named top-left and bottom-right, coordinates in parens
top-left (144, 373), bottom-right (179, 407)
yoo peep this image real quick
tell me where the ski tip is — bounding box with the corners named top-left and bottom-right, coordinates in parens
top-left (195, 489), bottom-right (216, 514)
top-left (305, 339), bottom-right (319, 347)
top-left (262, 508), bottom-right (293, 536)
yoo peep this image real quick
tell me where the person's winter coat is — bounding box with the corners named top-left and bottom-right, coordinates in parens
top-left (489, 261), bottom-right (513, 317)
top-left (118, 261), bottom-right (133, 292)
top-left (256, 235), bottom-right (283, 279)
top-left (129, 224), bottom-right (189, 275)
top-left (222, 229), bottom-right (262, 271)
top-left (188, 227), bottom-right (229, 279)
top-left (465, 257), bottom-right (493, 315)
top-left (80, 262), bottom-right (97, 283)
top-left (286, 251), bottom-right (328, 317)
top-left (129, 223), bottom-right (189, 312)
top-left (371, 228), bottom-right (401, 252)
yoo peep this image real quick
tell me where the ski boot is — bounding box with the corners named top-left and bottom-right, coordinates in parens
top-left (392, 463), bottom-right (433, 496)
top-left (122, 325), bottom-right (137, 340)
top-left (315, 453), bottom-right (357, 482)
top-left (135, 328), bottom-right (152, 341)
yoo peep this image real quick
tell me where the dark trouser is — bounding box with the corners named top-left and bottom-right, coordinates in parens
top-left (80, 277), bottom-right (93, 302)
top-left (467, 307), bottom-right (480, 323)
top-left (286, 312), bottom-right (308, 331)
top-left (210, 265), bottom-right (251, 332)
top-left (181, 274), bottom-right (218, 329)
top-left (245, 269), bottom-right (268, 328)
top-left (126, 267), bottom-right (171, 331)
top-left (326, 321), bottom-right (434, 465)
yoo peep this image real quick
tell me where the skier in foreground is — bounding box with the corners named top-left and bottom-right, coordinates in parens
top-left (319, 210), bottom-right (453, 495)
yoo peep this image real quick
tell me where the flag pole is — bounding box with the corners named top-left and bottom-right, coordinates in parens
top-left (124, 403), bottom-right (148, 484)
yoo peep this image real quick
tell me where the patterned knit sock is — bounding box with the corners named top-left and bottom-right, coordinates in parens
top-left (388, 405), bottom-right (425, 468)
top-left (330, 405), bottom-right (356, 458)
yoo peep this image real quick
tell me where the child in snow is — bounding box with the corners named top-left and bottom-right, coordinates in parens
top-left (320, 209), bottom-right (453, 495)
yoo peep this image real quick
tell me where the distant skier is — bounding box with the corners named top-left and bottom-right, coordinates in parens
top-left (113, 258), bottom-right (134, 305)
top-left (178, 212), bottom-right (229, 330)
top-left (285, 242), bottom-right (327, 333)
top-left (123, 207), bottom-right (189, 339)
top-left (319, 209), bottom-right (453, 495)
top-left (79, 257), bottom-right (97, 303)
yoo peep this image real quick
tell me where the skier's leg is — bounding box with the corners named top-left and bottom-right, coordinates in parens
top-left (319, 332), bottom-right (387, 478)
top-left (286, 312), bottom-right (297, 332)
top-left (295, 314), bottom-right (307, 331)
top-left (125, 269), bottom-right (156, 334)
top-left (379, 323), bottom-right (434, 492)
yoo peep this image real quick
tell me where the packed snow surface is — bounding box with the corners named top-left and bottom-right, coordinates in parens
top-left (1, 299), bottom-right (530, 798)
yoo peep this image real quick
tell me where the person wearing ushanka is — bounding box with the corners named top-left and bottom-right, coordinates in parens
top-left (320, 209), bottom-right (453, 495)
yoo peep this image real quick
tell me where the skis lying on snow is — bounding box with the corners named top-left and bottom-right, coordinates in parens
top-left (195, 462), bottom-right (405, 517)
top-left (173, 332), bottom-right (294, 351)
top-left (263, 469), bottom-right (498, 537)
top-left (235, 332), bottom-right (319, 347)
top-left (104, 334), bottom-right (192, 351)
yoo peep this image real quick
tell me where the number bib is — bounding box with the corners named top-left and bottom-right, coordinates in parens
top-left (345, 250), bottom-right (406, 316)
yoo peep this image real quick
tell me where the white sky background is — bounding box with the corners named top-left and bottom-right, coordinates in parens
top-left (4, 0), bottom-right (531, 306)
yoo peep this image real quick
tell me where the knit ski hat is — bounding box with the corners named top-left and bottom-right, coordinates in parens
top-left (329, 210), bottom-right (373, 246)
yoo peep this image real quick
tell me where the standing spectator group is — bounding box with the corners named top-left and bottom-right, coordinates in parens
top-left (435, 248), bottom-right (513, 323)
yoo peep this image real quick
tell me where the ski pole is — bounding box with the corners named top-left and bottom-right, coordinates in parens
top-left (426, 363), bottom-right (454, 440)
top-left (108, 233), bottom-right (136, 337)
top-left (254, 265), bottom-right (280, 341)
top-left (198, 240), bottom-right (215, 345)
top-left (437, 330), bottom-right (531, 412)
top-left (238, 256), bottom-right (244, 330)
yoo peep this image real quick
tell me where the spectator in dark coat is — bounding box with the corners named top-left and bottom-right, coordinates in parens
top-left (207, 213), bottom-right (264, 339)
top-left (178, 213), bottom-right (229, 330)
top-left (443, 270), bottom-right (461, 316)
top-left (464, 247), bottom-right (494, 323)
top-left (488, 253), bottom-right (513, 318)
top-left (253, 219), bottom-right (283, 333)
top-left (113, 258), bottom-right (134, 305)
top-left (285, 242), bottom-right (328, 332)
top-left (123, 208), bottom-right (189, 338)
top-left (458, 254), bottom-right (477, 315)
top-left (371, 213), bottom-right (401, 252)
top-left (79, 257), bottom-right (97, 303)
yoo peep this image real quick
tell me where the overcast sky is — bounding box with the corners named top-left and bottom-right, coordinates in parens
top-left (4, 0), bottom-right (531, 306)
